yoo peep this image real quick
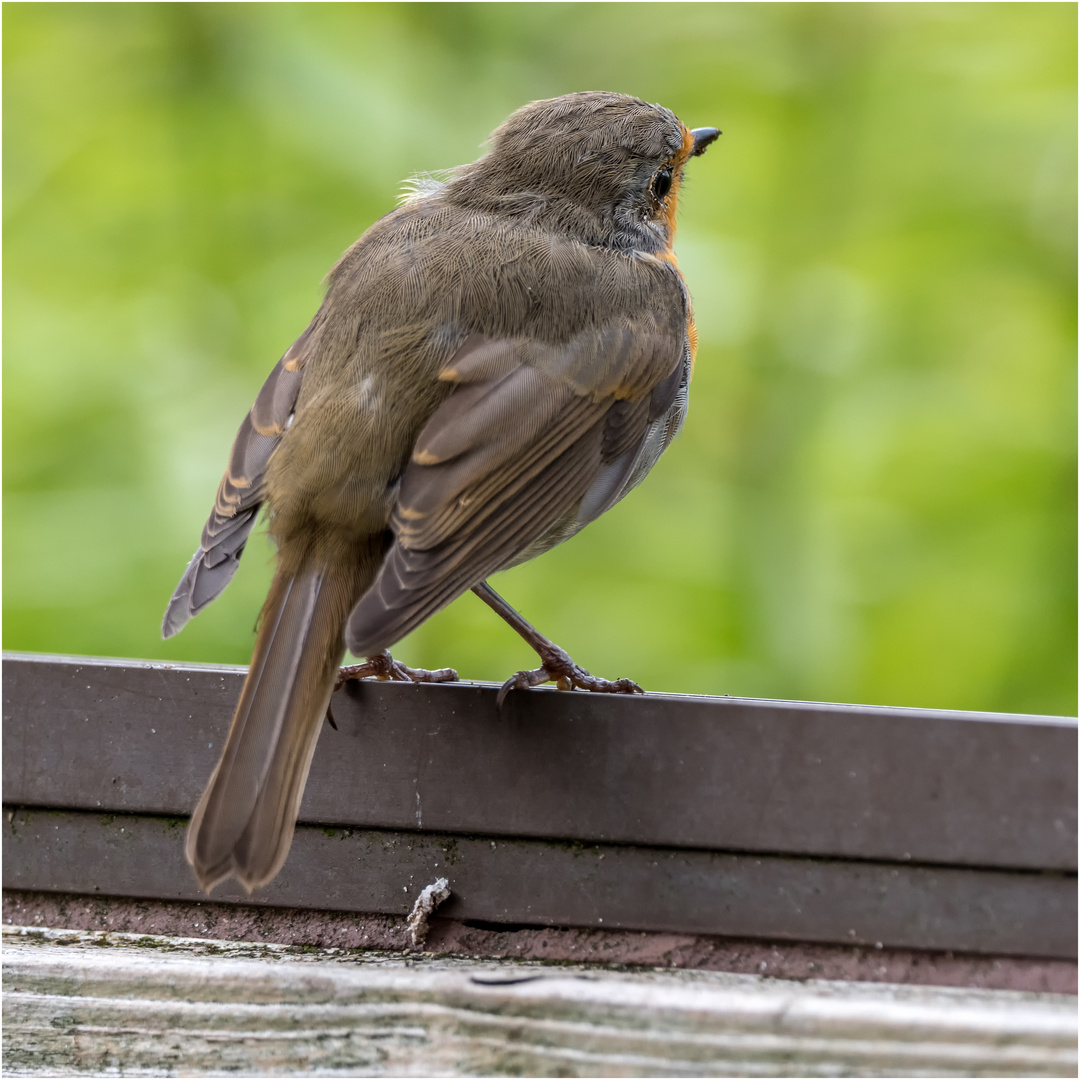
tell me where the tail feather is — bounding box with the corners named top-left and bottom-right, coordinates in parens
top-left (186, 559), bottom-right (365, 892)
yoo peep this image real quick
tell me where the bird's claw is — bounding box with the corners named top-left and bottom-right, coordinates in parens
top-left (496, 642), bottom-right (643, 709)
top-left (328, 652), bottom-right (459, 725)
top-left (335, 650), bottom-right (459, 691)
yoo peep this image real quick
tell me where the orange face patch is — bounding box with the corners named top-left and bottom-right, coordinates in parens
top-left (675, 125), bottom-right (697, 167)
top-left (657, 126), bottom-right (697, 250)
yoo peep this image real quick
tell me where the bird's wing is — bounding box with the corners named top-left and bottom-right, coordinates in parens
top-left (162, 328), bottom-right (314, 637)
top-left (345, 323), bottom-right (687, 655)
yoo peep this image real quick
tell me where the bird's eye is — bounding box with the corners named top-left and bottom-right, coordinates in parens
top-left (652, 167), bottom-right (673, 201)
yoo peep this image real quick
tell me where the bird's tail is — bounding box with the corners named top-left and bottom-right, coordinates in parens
top-left (186, 554), bottom-right (369, 892)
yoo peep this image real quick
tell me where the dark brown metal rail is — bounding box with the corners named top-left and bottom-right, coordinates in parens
top-left (3, 652), bottom-right (1076, 959)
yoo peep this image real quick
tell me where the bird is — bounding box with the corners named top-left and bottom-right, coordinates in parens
top-left (162, 91), bottom-right (720, 893)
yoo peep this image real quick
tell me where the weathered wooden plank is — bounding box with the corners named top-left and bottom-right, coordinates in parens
top-left (3, 809), bottom-right (1075, 958)
top-left (3, 653), bottom-right (1076, 871)
top-left (6, 889), bottom-right (1075, 993)
top-left (3, 927), bottom-right (1076, 1077)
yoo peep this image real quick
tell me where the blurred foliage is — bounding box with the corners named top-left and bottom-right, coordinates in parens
top-left (3, 3), bottom-right (1076, 714)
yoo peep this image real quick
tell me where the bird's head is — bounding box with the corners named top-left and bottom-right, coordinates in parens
top-left (447, 91), bottom-right (720, 253)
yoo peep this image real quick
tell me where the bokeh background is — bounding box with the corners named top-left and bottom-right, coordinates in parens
top-left (4, 3), bottom-right (1076, 715)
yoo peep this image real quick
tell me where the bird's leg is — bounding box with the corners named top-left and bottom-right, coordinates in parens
top-left (471, 580), bottom-right (644, 707)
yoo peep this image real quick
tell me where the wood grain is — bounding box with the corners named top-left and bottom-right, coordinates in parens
top-left (3, 927), bottom-right (1076, 1077)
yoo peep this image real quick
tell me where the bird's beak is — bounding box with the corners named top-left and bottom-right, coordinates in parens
top-left (689, 127), bottom-right (721, 157)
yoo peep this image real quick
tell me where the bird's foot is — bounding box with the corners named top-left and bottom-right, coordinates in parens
top-left (335, 650), bottom-right (459, 690)
top-left (327, 652), bottom-right (458, 728)
top-left (496, 641), bottom-right (643, 708)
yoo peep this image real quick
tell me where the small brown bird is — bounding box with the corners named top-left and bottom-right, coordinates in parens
top-left (163, 91), bottom-right (719, 893)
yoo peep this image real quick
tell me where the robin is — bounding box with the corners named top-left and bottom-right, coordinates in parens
top-left (163, 91), bottom-right (720, 893)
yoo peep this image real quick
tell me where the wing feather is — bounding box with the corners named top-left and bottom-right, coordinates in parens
top-left (345, 323), bottom-right (684, 656)
top-left (162, 330), bottom-right (313, 638)
top-left (348, 426), bottom-right (603, 652)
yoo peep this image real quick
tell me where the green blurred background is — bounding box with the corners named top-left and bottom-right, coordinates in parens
top-left (4, 3), bottom-right (1076, 714)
